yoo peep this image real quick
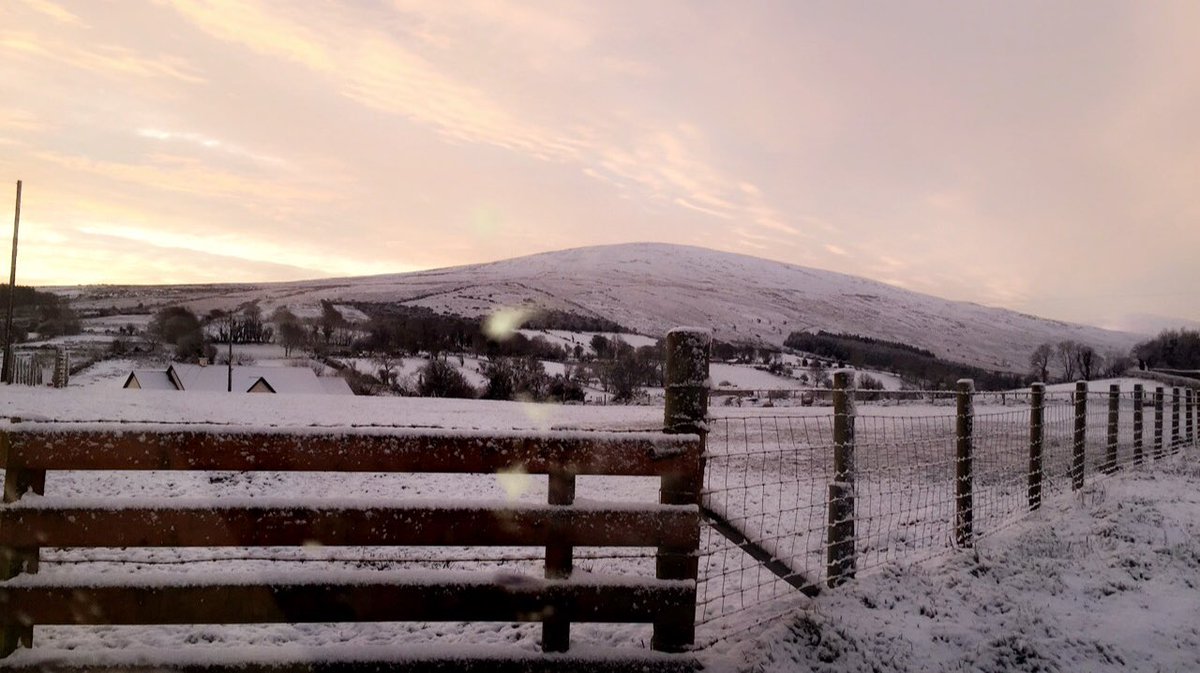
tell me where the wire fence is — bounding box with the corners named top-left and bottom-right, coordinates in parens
top-left (696, 383), bottom-right (1200, 643)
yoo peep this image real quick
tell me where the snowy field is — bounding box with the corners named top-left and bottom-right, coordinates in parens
top-left (80, 313), bottom-right (153, 332)
top-left (0, 383), bottom-right (1196, 670)
top-left (515, 329), bottom-right (659, 353)
top-left (713, 454), bottom-right (1200, 672)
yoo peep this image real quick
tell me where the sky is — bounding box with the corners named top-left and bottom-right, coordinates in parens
top-left (1, 0), bottom-right (1197, 331)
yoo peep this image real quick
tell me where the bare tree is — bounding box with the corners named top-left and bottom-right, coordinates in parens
top-left (374, 352), bottom-right (400, 390)
top-left (1101, 350), bottom-right (1132, 378)
top-left (1057, 340), bottom-right (1079, 381)
top-left (272, 307), bottom-right (306, 357)
top-left (1029, 342), bottom-right (1054, 383)
top-left (1075, 345), bottom-right (1099, 381)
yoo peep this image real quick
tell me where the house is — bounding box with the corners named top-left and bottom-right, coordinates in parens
top-left (123, 363), bottom-right (353, 395)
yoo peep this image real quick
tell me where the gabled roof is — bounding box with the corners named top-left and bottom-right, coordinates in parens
top-left (123, 370), bottom-right (177, 391)
top-left (124, 364), bottom-right (353, 395)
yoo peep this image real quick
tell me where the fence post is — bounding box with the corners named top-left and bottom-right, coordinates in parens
top-left (51, 348), bottom-right (69, 388)
top-left (955, 379), bottom-right (974, 547)
top-left (542, 466), bottom-right (576, 652)
top-left (1171, 387), bottom-right (1181, 452)
top-left (1154, 387), bottom-right (1165, 459)
top-left (654, 327), bottom-right (709, 653)
top-left (1132, 384), bottom-right (1144, 465)
top-left (1028, 383), bottom-right (1044, 510)
top-left (1187, 388), bottom-right (1195, 447)
top-left (826, 371), bottom-right (856, 587)
top-left (1072, 381), bottom-right (1087, 490)
top-left (1105, 384), bottom-right (1120, 474)
top-left (1, 422), bottom-right (42, 657)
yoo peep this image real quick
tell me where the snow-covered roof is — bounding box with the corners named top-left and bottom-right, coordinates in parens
top-left (125, 364), bottom-right (352, 395)
top-left (124, 370), bottom-right (177, 391)
top-left (318, 376), bottom-right (354, 395)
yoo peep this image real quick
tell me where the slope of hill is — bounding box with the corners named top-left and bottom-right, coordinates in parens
top-left (61, 243), bottom-right (1139, 374)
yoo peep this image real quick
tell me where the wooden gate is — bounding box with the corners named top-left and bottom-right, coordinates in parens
top-left (0, 424), bottom-right (703, 671)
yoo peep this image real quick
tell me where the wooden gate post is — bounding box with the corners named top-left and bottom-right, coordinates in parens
top-left (1132, 384), bottom-right (1144, 465)
top-left (542, 465), bottom-right (576, 652)
top-left (1171, 387), bottom-right (1181, 452)
top-left (1072, 381), bottom-right (1087, 490)
top-left (1105, 384), bottom-right (1119, 474)
top-left (1, 421), bottom-right (43, 657)
top-left (1154, 387), bottom-right (1165, 459)
top-left (1028, 383), bottom-right (1044, 510)
top-left (955, 379), bottom-right (974, 547)
top-left (826, 371), bottom-right (856, 586)
top-left (654, 327), bottom-right (709, 653)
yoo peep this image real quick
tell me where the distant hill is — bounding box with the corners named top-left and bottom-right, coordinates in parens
top-left (58, 242), bottom-right (1140, 374)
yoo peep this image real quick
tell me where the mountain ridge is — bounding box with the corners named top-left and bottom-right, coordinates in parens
top-left (62, 242), bottom-right (1141, 374)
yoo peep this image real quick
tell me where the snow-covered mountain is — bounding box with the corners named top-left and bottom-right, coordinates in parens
top-left (66, 243), bottom-right (1140, 373)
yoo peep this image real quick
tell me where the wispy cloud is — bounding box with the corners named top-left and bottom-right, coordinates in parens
top-left (390, 0), bottom-right (593, 54)
top-left (0, 109), bottom-right (45, 133)
top-left (74, 223), bottom-right (408, 279)
top-left (14, 0), bottom-right (85, 26)
top-left (0, 30), bottom-right (203, 83)
top-left (31, 150), bottom-right (336, 209)
top-left (0, 110), bottom-right (44, 147)
top-left (137, 128), bottom-right (285, 166)
top-left (159, 0), bottom-right (799, 239)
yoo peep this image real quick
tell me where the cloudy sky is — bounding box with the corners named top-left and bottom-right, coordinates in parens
top-left (1, 1), bottom-right (1197, 330)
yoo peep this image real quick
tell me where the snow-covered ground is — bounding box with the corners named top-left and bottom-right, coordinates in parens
top-left (80, 313), bottom-right (153, 332)
top-left (285, 303), bottom-right (369, 323)
top-left (714, 453), bottom-right (1200, 672)
top-left (710, 363), bottom-right (805, 390)
top-left (68, 357), bottom-right (149, 388)
top-left (0, 386), bottom-right (665, 430)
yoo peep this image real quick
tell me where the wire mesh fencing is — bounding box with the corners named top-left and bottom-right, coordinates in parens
top-left (697, 414), bottom-right (832, 631)
top-left (695, 382), bottom-right (1200, 642)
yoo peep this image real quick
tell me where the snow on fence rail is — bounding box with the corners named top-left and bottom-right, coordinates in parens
top-left (696, 379), bottom-right (1200, 641)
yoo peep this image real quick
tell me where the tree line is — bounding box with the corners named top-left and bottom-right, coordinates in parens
top-left (1132, 329), bottom-right (1200, 370)
top-left (1028, 329), bottom-right (1200, 383)
top-left (1027, 340), bottom-right (1131, 382)
top-left (0, 284), bottom-right (80, 343)
top-left (785, 330), bottom-right (1024, 389)
top-left (360, 334), bottom-right (664, 404)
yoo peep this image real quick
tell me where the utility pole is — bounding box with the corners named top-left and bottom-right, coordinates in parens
top-left (2, 181), bottom-right (21, 385)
